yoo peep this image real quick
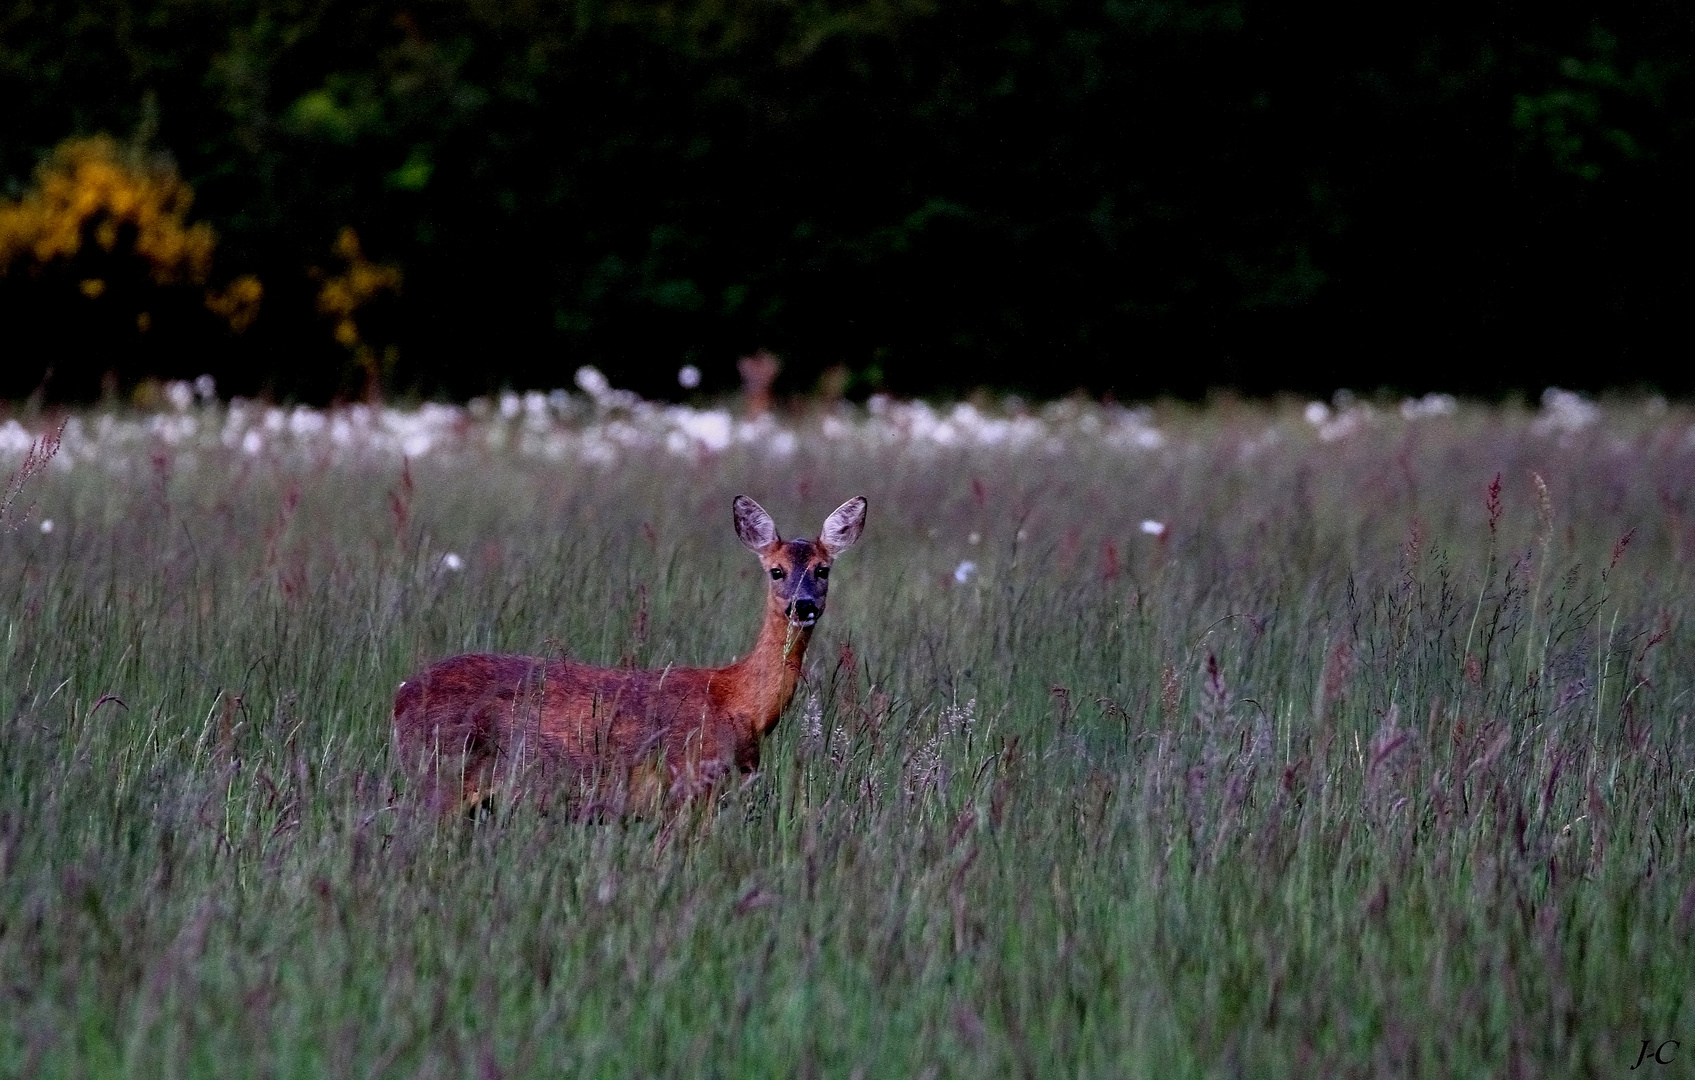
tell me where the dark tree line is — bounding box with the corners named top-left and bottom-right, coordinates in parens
top-left (2, 0), bottom-right (1690, 401)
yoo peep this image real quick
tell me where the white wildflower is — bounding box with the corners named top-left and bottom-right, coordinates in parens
top-left (677, 364), bottom-right (701, 389)
top-left (39, 519), bottom-right (54, 534)
top-left (440, 552), bottom-right (465, 572)
top-left (0, 420), bottom-right (33, 455)
top-left (288, 408), bottom-right (325, 436)
top-left (1317, 404), bottom-right (1368, 442)
top-left (1533, 388), bottom-right (1599, 436)
top-left (1140, 519), bottom-right (1167, 537)
top-left (766, 429), bottom-right (798, 458)
top-left (1400, 393), bottom-right (1456, 419)
top-left (954, 561), bottom-right (977, 584)
top-left (574, 365), bottom-right (611, 400)
top-left (671, 408), bottom-right (731, 453)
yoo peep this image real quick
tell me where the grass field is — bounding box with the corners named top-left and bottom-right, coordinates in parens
top-left (3, 388), bottom-right (1694, 1078)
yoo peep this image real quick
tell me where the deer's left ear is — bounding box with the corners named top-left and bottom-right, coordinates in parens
top-left (819, 496), bottom-right (867, 556)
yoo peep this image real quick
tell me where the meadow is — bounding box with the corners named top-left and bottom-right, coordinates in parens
top-left (2, 385), bottom-right (1693, 1078)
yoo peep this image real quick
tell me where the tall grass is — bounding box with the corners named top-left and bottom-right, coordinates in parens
top-left (3, 398), bottom-right (1693, 1077)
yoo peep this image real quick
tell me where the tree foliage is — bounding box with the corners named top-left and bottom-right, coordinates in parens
top-left (1, 0), bottom-right (1690, 400)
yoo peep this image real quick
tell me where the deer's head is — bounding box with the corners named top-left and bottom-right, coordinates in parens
top-left (733, 495), bottom-right (867, 628)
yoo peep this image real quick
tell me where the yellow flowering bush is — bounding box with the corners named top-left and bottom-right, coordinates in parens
top-left (314, 227), bottom-right (402, 398)
top-left (0, 135), bottom-right (261, 332)
top-left (205, 274), bottom-right (265, 333)
top-left (315, 227), bottom-right (402, 347)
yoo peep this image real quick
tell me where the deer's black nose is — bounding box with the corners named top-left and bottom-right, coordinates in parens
top-left (791, 598), bottom-right (819, 624)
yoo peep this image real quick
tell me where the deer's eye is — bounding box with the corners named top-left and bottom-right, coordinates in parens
top-left (769, 567), bottom-right (785, 580)
top-left (815, 566), bottom-right (830, 580)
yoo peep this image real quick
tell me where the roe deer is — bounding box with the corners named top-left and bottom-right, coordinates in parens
top-left (393, 495), bottom-right (867, 812)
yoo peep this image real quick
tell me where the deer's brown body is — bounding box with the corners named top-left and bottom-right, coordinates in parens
top-left (393, 495), bottom-right (865, 811)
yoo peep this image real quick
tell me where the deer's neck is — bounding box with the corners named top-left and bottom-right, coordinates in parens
top-left (725, 604), bottom-right (811, 736)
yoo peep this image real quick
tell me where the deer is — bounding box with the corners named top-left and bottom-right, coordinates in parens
top-left (392, 494), bottom-right (867, 813)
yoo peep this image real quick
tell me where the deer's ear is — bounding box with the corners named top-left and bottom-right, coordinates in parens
top-left (819, 496), bottom-right (867, 555)
top-left (732, 495), bottom-right (780, 553)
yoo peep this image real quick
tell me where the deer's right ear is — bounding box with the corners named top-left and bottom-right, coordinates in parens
top-left (732, 495), bottom-right (780, 553)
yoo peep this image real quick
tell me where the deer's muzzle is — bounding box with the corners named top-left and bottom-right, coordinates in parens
top-left (787, 598), bottom-right (820, 626)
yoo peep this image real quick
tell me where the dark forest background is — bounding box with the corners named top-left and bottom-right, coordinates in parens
top-left (1, 0), bottom-right (1690, 403)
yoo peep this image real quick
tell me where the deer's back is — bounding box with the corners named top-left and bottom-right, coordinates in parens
top-left (392, 653), bottom-right (747, 778)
